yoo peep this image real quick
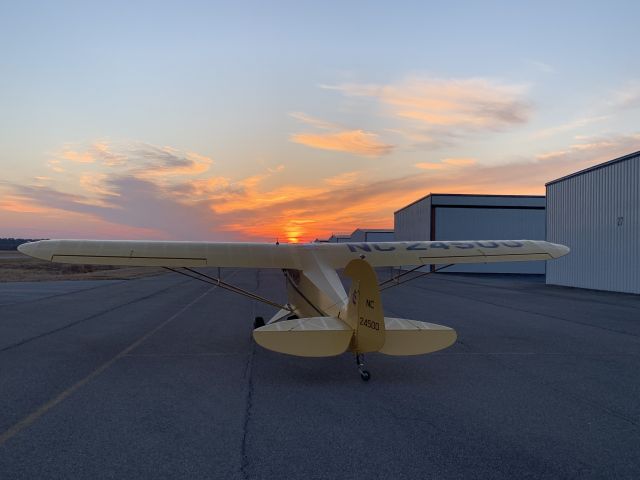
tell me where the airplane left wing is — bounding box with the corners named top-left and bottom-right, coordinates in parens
top-left (18, 239), bottom-right (569, 269)
top-left (18, 239), bottom-right (305, 269)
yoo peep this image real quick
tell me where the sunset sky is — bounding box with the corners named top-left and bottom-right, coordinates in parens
top-left (2, 1), bottom-right (640, 243)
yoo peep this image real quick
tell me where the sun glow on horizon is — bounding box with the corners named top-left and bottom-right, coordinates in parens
top-left (4, 133), bottom-right (640, 241)
top-left (2, 3), bottom-right (640, 241)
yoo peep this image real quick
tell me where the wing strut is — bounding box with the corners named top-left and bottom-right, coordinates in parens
top-left (379, 264), bottom-right (453, 291)
top-left (164, 267), bottom-right (294, 312)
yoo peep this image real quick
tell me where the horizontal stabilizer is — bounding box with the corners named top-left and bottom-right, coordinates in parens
top-left (253, 317), bottom-right (353, 357)
top-left (379, 318), bottom-right (457, 356)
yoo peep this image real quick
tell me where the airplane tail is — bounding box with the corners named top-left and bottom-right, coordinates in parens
top-left (253, 316), bottom-right (353, 357)
top-left (253, 258), bottom-right (457, 360)
top-left (343, 258), bottom-right (457, 356)
top-left (343, 258), bottom-right (386, 353)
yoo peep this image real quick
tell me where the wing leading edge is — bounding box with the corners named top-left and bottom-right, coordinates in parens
top-left (18, 239), bottom-right (569, 269)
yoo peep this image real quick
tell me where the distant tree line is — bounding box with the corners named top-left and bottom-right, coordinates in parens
top-left (0, 238), bottom-right (43, 250)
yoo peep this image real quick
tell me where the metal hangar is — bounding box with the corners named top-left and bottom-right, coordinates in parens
top-left (546, 150), bottom-right (640, 294)
top-left (394, 193), bottom-right (546, 273)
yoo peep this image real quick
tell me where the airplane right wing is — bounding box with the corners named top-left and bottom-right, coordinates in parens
top-left (18, 239), bottom-right (569, 270)
top-left (313, 239), bottom-right (570, 268)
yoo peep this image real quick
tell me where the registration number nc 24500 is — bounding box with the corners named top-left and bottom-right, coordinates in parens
top-left (359, 317), bottom-right (380, 331)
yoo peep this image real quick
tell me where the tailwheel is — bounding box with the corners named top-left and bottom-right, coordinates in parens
top-left (253, 316), bottom-right (265, 329)
top-left (355, 353), bottom-right (371, 382)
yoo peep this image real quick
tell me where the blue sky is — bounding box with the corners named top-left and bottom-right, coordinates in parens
top-left (1, 1), bottom-right (639, 241)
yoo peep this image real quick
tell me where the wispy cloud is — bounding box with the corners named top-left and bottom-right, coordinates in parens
top-left (531, 115), bottom-right (610, 139)
top-left (415, 157), bottom-right (477, 170)
top-left (290, 112), bottom-right (394, 157)
top-left (289, 112), bottom-right (338, 130)
top-left (47, 159), bottom-right (65, 173)
top-left (324, 171), bottom-right (360, 186)
top-left (530, 79), bottom-right (640, 140)
top-left (608, 81), bottom-right (640, 110)
top-left (323, 76), bottom-right (530, 132)
top-left (61, 150), bottom-right (95, 163)
top-left (4, 134), bottom-right (639, 242)
top-left (291, 130), bottom-right (394, 157)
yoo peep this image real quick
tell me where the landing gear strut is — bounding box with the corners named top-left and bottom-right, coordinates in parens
top-left (253, 316), bottom-right (265, 329)
top-left (356, 354), bottom-right (371, 382)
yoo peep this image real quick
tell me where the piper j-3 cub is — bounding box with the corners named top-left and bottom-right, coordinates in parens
top-left (19, 239), bottom-right (569, 381)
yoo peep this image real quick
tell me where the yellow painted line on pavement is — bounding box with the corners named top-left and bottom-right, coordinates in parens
top-left (0, 287), bottom-right (213, 446)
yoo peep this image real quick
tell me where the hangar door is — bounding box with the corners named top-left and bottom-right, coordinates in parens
top-left (434, 207), bottom-right (546, 273)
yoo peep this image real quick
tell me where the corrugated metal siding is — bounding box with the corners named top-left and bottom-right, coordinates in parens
top-left (394, 195), bottom-right (546, 274)
top-left (349, 231), bottom-right (364, 242)
top-left (364, 231), bottom-right (395, 242)
top-left (436, 207), bottom-right (546, 273)
top-left (394, 197), bottom-right (431, 241)
top-left (350, 229), bottom-right (394, 242)
top-left (546, 154), bottom-right (640, 294)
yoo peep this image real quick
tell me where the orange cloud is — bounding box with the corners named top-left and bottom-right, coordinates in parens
top-left (212, 182), bottom-right (326, 214)
top-left (0, 206), bottom-right (164, 239)
top-left (0, 195), bottom-right (52, 214)
top-left (415, 157), bottom-right (477, 170)
top-left (61, 150), bottom-right (95, 163)
top-left (325, 77), bottom-right (530, 131)
top-left (47, 159), bottom-right (65, 173)
top-left (442, 157), bottom-right (477, 166)
top-left (290, 112), bottom-right (394, 157)
top-left (213, 134), bottom-right (639, 242)
top-left (7, 134), bottom-right (639, 244)
top-left (93, 141), bottom-right (128, 166)
top-left (134, 158), bottom-right (210, 179)
top-left (291, 130), bottom-right (394, 157)
top-left (324, 171), bottom-right (360, 186)
top-left (132, 148), bottom-right (212, 180)
top-left (415, 162), bottom-right (446, 170)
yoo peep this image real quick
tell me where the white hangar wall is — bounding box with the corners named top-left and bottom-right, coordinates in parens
top-left (394, 194), bottom-right (546, 273)
top-left (546, 151), bottom-right (640, 294)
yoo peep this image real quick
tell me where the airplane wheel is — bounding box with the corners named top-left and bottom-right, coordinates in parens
top-left (360, 370), bottom-right (371, 382)
top-left (253, 316), bottom-right (265, 329)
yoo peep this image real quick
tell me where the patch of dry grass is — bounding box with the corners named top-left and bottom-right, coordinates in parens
top-left (0, 251), bottom-right (165, 282)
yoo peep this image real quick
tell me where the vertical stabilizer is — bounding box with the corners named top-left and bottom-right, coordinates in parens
top-left (344, 259), bottom-right (386, 353)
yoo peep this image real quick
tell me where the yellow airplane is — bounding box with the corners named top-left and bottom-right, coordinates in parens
top-left (19, 239), bottom-right (569, 381)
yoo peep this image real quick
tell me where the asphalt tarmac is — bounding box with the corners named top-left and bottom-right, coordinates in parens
top-left (0, 269), bottom-right (639, 479)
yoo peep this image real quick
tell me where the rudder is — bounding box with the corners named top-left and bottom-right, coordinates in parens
top-left (343, 259), bottom-right (386, 353)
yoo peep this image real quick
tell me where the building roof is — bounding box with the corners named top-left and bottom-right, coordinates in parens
top-left (350, 228), bottom-right (394, 234)
top-left (546, 150), bottom-right (640, 186)
top-left (394, 193), bottom-right (545, 215)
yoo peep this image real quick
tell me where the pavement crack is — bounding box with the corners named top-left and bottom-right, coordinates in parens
top-left (0, 286), bottom-right (213, 446)
top-left (0, 280), bottom-right (127, 308)
top-left (240, 270), bottom-right (261, 480)
top-left (0, 278), bottom-right (191, 354)
top-left (240, 342), bottom-right (256, 480)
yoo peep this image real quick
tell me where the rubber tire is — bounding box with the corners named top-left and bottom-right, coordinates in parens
top-left (360, 370), bottom-right (371, 382)
top-left (253, 316), bottom-right (265, 329)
